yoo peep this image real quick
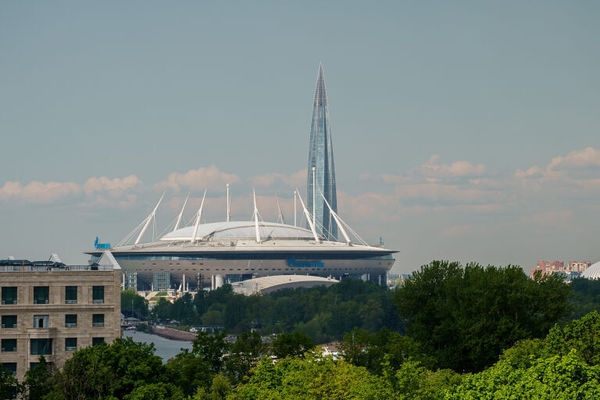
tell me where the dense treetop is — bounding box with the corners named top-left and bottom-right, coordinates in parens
top-left (394, 260), bottom-right (571, 371)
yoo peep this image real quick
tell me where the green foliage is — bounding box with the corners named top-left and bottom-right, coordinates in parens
top-left (121, 289), bottom-right (149, 319)
top-left (166, 351), bottom-right (212, 396)
top-left (340, 328), bottom-right (435, 375)
top-left (0, 368), bottom-right (22, 400)
top-left (230, 352), bottom-right (393, 399)
top-left (447, 349), bottom-right (600, 399)
top-left (394, 260), bottom-right (571, 372)
top-left (148, 280), bottom-right (400, 343)
top-left (543, 310), bottom-right (600, 365)
top-left (568, 277), bottom-right (600, 320)
top-left (23, 356), bottom-right (55, 400)
top-left (48, 337), bottom-right (166, 399)
top-left (151, 297), bottom-right (174, 322)
top-left (498, 339), bottom-right (544, 370)
top-left (123, 382), bottom-right (186, 400)
top-left (37, 306), bottom-right (600, 399)
top-left (271, 331), bottom-right (315, 359)
top-left (225, 331), bottom-right (265, 383)
top-left (387, 360), bottom-right (460, 400)
top-left (207, 374), bottom-right (232, 400)
top-left (166, 331), bottom-right (231, 395)
top-left (172, 292), bottom-right (197, 325)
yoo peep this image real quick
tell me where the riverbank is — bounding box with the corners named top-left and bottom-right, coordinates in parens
top-left (152, 326), bottom-right (197, 341)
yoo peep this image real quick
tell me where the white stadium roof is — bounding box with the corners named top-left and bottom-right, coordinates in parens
top-left (161, 221), bottom-right (318, 242)
top-left (581, 261), bottom-right (600, 280)
top-left (231, 274), bottom-right (339, 295)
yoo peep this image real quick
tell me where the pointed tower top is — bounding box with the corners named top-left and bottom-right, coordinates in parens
top-left (314, 64), bottom-right (328, 107)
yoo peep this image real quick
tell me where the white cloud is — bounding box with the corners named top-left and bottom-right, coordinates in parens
top-left (416, 155), bottom-right (486, 180)
top-left (155, 166), bottom-right (239, 192)
top-left (547, 147), bottom-right (600, 171)
top-left (83, 175), bottom-right (142, 197)
top-left (0, 175), bottom-right (142, 207)
top-left (0, 180), bottom-right (81, 203)
top-left (513, 148), bottom-right (600, 197)
top-left (249, 170), bottom-right (306, 189)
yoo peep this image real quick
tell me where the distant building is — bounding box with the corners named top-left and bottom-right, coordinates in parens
top-left (567, 261), bottom-right (592, 273)
top-left (307, 64), bottom-right (338, 241)
top-left (530, 260), bottom-right (592, 279)
top-left (0, 253), bottom-right (121, 381)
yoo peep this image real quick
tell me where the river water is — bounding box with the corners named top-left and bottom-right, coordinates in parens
top-left (123, 330), bottom-right (193, 362)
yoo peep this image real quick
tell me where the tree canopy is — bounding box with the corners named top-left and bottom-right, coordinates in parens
top-left (47, 338), bottom-right (166, 400)
top-left (394, 260), bottom-right (571, 372)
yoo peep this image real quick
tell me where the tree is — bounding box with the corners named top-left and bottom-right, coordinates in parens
top-left (394, 260), bottom-right (571, 372)
top-left (543, 310), bottom-right (600, 365)
top-left (230, 352), bottom-right (393, 399)
top-left (387, 360), bottom-right (461, 399)
top-left (23, 355), bottom-right (54, 400)
top-left (225, 331), bottom-right (265, 383)
top-left (271, 331), bottom-right (315, 359)
top-left (48, 338), bottom-right (166, 399)
top-left (166, 331), bottom-right (231, 396)
top-left (172, 292), bottom-right (197, 325)
top-left (206, 374), bottom-right (232, 400)
top-left (568, 277), bottom-right (600, 320)
top-left (448, 350), bottom-right (600, 399)
top-left (0, 367), bottom-right (22, 400)
top-left (121, 289), bottom-right (149, 319)
top-left (340, 328), bottom-right (435, 375)
top-left (151, 297), bottom-right (173, 322)
top-left (124, 382), bottom-right (186, 400)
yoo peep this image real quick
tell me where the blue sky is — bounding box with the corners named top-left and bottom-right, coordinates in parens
top-left (1, 1), bottom-right (599, 273)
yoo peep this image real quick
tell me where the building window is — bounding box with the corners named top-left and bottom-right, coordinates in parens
top-left (65, 314), bottom-right (77, 327)
top-left (33, 315), bottom-right (49, 329)
top-left (1, 287), bottom-right (17, 304)
top-left (30, 339), bottom-right (52, 355)
top-left (1, 363), bottom-right (17, 375)
top-left (65, 286), bottom-right (77, 304)
top-left (92, 314), bottom-right (104, 327)
top-left (65, 338), bottom-right (77, 351)
top-left (1, 339), bottom-right (17, 352)
top-left (92, 286), bottom-right (104, 304)
top-left (33, 286), bottom-right (49, 304)
top-left (1, 315), bottom-right (17, 329)
top-left (92, 337), bottom-right (104, 346)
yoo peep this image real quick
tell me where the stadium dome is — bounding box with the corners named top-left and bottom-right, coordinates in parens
top-left (581, 261), bottom-right (600, 280)
top-left (160, 221), bottom-right (318, 242)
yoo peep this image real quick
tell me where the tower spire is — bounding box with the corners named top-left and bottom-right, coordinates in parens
top-left (307, 64), bottom-right (338, 240)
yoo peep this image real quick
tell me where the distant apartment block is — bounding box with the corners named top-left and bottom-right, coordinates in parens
top-left (0, 253), bottom-right (121, 381)
top-left (567, 261), bottom-right (593, 272)
top-left (529, 260), bottom-right (592, 279)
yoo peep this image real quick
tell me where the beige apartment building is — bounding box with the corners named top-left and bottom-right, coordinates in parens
top-left (0, 254), bottom-right (121, 381)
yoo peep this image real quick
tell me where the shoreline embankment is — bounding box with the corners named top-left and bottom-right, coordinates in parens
top-left (152, 326), bottom-right (197, 341)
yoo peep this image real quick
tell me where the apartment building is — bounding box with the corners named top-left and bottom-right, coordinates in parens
top-left (530, 260), bottom-right (593, 279)
top-left (0, 253), bottom-right (121, 381)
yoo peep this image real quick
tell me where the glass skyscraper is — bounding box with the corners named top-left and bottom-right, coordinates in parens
top-left (307, 64), bottom-right (338, 241)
